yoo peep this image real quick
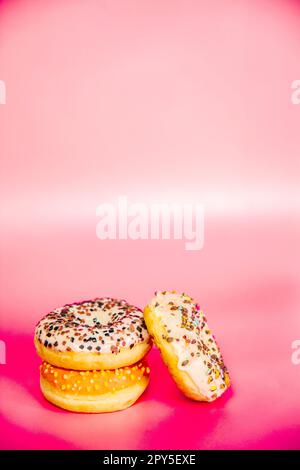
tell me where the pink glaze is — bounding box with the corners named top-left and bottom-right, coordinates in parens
top-left (1, 0), bottom-right (300, 450)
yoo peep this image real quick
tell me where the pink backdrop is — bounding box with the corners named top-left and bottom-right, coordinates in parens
top-left (1, 0), bottom-right (300, 449)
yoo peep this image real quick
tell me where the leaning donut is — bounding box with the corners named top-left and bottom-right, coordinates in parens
top-left (40, 360), bottom-right (150, 413)
top-left (34, 298), bottom-right (151, 370)
top-left (144, 291), bottom-right (230, 402)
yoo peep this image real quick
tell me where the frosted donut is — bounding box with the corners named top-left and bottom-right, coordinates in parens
top-left (40, 360), bottom-right (150, 413)
top-left (144, 291), bottom-right (230, 402)
top-left (34, 298), bottom-right (151, 370)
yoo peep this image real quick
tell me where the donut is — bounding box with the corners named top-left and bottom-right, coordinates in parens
top-left (34, 298), bottom-right (151, 370)
top-left (40, 360), bottom-right (150, 413)
top-left (144, 291), bottom-right (230, 402)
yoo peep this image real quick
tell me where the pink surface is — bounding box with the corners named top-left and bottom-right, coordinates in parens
top-left (1, 0), bottom-right (300, 450)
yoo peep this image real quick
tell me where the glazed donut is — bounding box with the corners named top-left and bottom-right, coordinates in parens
top-left (144, 291), bottom-right (230, 402)
top-left (34, 298), bottom-right (151, 370)
top-left (40, 360), bottom-right (150, 413)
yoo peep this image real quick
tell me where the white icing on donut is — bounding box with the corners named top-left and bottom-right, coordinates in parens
top-left (35, 298), bottom-right (150, 355)
top-left (149, 291), bottom-right (230, 401)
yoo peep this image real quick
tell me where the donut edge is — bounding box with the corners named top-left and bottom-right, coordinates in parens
top-left (34, 336), bottom-right (152, 370)
top-left (40, 375), bottom-right (150, 413)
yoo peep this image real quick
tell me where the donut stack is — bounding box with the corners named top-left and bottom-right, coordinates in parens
top-left (34, 298), bottom-right (152, 413)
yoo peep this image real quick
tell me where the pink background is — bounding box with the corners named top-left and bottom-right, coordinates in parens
top-left (1, 0), bottom-right (300, 449)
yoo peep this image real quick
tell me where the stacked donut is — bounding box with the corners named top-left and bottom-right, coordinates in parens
top-left (34, 298), bottom-right (152, 413)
